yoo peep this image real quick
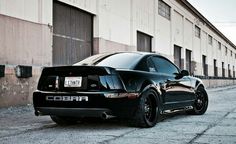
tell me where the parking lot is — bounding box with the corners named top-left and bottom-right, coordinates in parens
top-left (0, 86), bottom-right (236, 144)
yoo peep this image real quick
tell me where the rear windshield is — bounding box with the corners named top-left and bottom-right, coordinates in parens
top-left (74, 53), bottom-right (142, 69)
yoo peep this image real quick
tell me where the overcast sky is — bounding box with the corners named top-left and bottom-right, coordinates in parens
top-left (187, 0), bottom-right (236, 45)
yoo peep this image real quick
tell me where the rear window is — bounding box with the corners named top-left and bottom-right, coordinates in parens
top-left (74, 53), bottom-right (143, 69)
top-left (96, 53), bottom-right (142, 69)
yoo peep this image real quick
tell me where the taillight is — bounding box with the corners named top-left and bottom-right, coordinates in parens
top-left (99, 75), bottom-right (123, 90)
top-left (38, 76), bottom-right (57, 91)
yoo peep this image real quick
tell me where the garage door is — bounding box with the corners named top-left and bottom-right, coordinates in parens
top-left (53, 1), bottom-right (93, 65)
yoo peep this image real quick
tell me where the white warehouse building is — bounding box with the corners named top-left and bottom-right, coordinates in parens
top-left (0, 0), bottom-right (236, 107)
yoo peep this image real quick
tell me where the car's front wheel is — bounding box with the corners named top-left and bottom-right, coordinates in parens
top-left (188, 86), bottom-right (208, 115)
top-left (50, 116), bottom-right (78, 125)
top-left (130, 89), bottom-right (160, 128)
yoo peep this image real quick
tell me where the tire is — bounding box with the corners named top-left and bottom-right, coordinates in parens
top-left (130, 89), bottom-right (160, 128)
top-left (188, 86), bottom-right (208, 115)
top-left (50, 115), bottom-right (78, 125)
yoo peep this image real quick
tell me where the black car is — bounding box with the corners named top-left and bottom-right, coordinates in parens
top-left (33, 52), bottom-right (208, 127)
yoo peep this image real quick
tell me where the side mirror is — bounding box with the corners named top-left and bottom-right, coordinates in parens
top-left (181, 70), bottom-right (190, 76)
top-left (174, 70), bottom-right (190, 79)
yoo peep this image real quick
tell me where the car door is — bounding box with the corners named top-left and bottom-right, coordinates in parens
top-left (150, 56), bottom-right (194, 109)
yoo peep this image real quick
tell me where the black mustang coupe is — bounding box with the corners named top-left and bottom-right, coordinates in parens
top-left (33, 52), bottom-right (208, 127)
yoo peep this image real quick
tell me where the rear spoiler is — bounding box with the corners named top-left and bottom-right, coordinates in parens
top-left (41, 66), bottom-right (117, 76)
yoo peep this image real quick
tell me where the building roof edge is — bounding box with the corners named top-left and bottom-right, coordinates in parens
top-left (178, 0), bottom-right (236, 50)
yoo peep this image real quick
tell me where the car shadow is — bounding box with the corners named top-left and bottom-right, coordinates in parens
top-left (49, 111), bottom-right (191, 129)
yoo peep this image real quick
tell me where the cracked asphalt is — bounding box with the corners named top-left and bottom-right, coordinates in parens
top-left (0, 86), bottom-right (236, 144)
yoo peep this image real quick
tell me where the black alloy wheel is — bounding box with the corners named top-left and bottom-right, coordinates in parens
top-left (195, 90), bottom-right (205, 111)
top-left (144, 96), bottom-right (155, 122)
top-left (188, 86), bottom-right (208, 115)
top-left (131, 89), bottom-right (160, 128)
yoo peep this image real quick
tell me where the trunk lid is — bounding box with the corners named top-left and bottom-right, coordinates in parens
top-left (37, 66), bottom-right (125, 92)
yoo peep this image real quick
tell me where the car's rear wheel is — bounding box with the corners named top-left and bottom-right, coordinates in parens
top-left (50, 116), bottom-right (78, 125)
top-left (188, 86), bottom-right (208, 115)
top-left (130, 89), bottom-right (160, 128)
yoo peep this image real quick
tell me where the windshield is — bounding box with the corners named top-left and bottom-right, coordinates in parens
top-left (74, 53), bottom-right (143, 69)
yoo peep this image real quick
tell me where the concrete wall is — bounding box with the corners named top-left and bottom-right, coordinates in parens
top-left (0, 14), bottom-right (52, 66)
top-left (0, 1), bottom-right (52, 107)
top-left (0, 0), bottom-right (52, 25)
top-left (202, 79), bottom-right (236, 88)
top-left (0, 67), bottom-right (41, 107)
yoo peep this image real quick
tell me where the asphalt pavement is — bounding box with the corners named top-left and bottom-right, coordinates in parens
top-left (0, 86), bottom-right (236, 144)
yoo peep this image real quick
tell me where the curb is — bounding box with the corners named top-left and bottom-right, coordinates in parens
top-left (206, 85), bottom-right (236, 93)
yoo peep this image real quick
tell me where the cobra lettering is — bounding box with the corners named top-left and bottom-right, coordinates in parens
top-left (46, 96), bottom-right (88, 102)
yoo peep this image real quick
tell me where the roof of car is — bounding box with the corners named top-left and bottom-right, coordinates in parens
top-left (74, 51), bottom-right (160, 66)
top-left (102, 51), bottom-right (160, 56)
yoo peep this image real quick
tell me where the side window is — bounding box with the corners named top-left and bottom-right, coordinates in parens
top-left (135, 57), bottom-right (148, 71)
top-left (151, 56), bottom-right (179, 76)
top-left (147, 57), bottom-right (156, 72)
top-left (135, 57), bottom-right (156, 72)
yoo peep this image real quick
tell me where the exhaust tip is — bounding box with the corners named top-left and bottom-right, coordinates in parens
top-left (101, 112), bottom-right (108, 120)
top-left (35, 110), bottom-right (43, 116)
top-left (35, 111), bottom-right (39, 116)
top-left (101, 112), bottom-right (115, 120)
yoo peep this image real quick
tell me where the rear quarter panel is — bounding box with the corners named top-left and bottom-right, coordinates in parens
top-left (117, 69), bottom-right (166, 93)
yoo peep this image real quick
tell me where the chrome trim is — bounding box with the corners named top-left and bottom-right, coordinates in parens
top-left (37, 107), bottom-right (110, 111)
top-left (55, 76), bottom-right (59, 90)
top-left (104, 93), bottom-right (139, 99)
top-left (165, 99), bottom-right (195, 105)
top-left (35, 91), bottom-right (140, 99)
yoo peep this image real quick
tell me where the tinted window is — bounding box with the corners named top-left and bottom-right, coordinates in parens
top-left (74, 53), bottom-right (110, 66)
top-left (96, 53), bottom-right (142, 69)
top-left (75, 53), bottom-right (143, 69)
top-left (151, 56), bottom-right (179, 76)
top-left (135, 57), bottom-right (156, 72)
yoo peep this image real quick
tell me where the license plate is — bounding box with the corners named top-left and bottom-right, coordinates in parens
top-left (64, 77), bottom-right (82, 87)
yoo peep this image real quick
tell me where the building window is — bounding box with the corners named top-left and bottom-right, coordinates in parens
top-left (228, 64), bottom-right (231, 78)
top-left (202, 55), bottom-right (207, 76)
top-left (231, 50), bottom-right (233, 56)
top-left (158, 0), bottom-right (171, 20)
top-left (214, 59), bottom-right (218, 77)
top-left (208, 35), bottom-right (213, 45)
top-left (218, 42), bottom-right (221, 50)
top-left (137, 31), bottom-right (152, 52)
top-left (195, 26), bottom-right (201, 38)
top-left (233, 66), bottom-right (235, 78)
top-left (174, 45), bottom-right (182, 69)
top-left (222, 62), bottom-right (225, 77)
top-left (235, 53), bottom-right (236, 59)
top-left (225, 46), bottom-right (227, 55)
top-left (186, 49), bottom-right (191, 74)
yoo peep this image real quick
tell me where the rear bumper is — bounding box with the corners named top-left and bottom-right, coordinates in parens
top-left (35, 107), bottom-right (111, 118)
top-left (33, 91), bottom-right (139, 118)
